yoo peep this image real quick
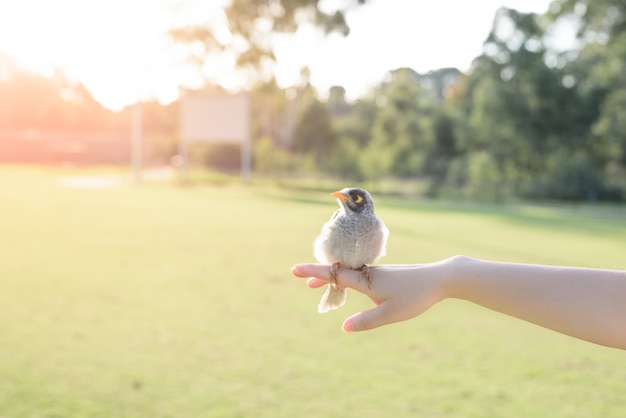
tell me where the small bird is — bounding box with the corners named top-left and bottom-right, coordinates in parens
top-left (313, 187), bottom-right (389, 313)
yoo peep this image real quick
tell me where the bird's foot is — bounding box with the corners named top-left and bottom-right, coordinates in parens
top-left (358, 265), bottom-right (372, 289)
top-left (330, 262), bottom-right (341, 287)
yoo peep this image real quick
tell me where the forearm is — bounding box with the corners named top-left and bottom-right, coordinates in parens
top-left (446, 256), bottom-right (626, 349)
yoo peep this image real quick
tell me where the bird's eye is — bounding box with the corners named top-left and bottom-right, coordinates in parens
top-left (354, 195), bottom-right (363, 204)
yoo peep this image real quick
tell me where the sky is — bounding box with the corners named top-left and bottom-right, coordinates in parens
top-left (0, 0), bottom-right (554, 111)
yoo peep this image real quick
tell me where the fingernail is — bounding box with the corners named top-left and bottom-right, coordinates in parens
top-left (342, 318), bottom-right (354, 332)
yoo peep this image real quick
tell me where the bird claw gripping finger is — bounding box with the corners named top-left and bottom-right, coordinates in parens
top-left (330, 262), bottom-right (341, 287)
top-left (359, 265), bottom-right (372, 289)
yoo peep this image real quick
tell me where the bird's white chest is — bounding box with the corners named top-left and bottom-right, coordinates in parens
top-left (313, 213), bottom-right (387, 268)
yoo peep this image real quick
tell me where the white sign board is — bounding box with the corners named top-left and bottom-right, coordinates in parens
top-left (178, 92), bottom-right (252, 182)
top-left (181, 93), bottom-right (249, 143)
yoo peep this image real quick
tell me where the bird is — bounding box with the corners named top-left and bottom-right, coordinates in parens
top-left (313, 187), bottom-right (389, 313)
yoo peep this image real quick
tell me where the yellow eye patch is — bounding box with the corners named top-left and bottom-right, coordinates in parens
top-left (354, 195), bottom-right (363, 204)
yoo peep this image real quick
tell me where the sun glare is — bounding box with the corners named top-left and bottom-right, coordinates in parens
top-left (0, 0), bottom-right (554, 110)
top-left (0, 0), bottom-right (230, 110)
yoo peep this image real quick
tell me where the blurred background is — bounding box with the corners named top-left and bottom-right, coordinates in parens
top-left (1, 1), bottom-right (626, 417)
top-left (1, 0), bottom-right (625, 201)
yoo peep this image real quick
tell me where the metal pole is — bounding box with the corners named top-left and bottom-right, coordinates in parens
top-left (131, 102), bottom-right (142, 182)
top-left (241, 94), bottom-right (251, 183)
top-left (241, 135), bottom-right (251, 183)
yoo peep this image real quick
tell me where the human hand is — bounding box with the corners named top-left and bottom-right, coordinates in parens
top-left (294, 257), bottom-right (626, 348)
top-left (291, 260), bottom-right (452, 332)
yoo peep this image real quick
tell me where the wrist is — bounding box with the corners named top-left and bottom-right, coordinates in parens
top-left (443, 255), bottom-right (480, 300)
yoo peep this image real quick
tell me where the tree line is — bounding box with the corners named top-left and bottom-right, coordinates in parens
top-left (2, 0), bottom-right (625, 201)
top-left (252, 1), bottom-right (626, 201)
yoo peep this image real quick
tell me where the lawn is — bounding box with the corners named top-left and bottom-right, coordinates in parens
top-left (0, 166), bottom-right (625, 417)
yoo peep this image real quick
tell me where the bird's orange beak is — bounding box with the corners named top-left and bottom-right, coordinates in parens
top-left (331, 191), bottom-right (350, 201)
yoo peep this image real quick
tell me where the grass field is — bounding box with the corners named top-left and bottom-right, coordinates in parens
top-left (0, 166), bottom-right (625, 417)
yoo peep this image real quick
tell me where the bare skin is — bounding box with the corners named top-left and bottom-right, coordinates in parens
top-left (291, 255), bottom-right (626, 350)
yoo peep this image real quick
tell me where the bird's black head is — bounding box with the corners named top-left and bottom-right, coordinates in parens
top-left (332, 187), bottom-right (374, 213)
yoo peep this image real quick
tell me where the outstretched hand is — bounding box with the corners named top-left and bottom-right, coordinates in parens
top-left (291, 261), bottom-right (451, 332)
top-left (293, 257), bottom-right (626, 349)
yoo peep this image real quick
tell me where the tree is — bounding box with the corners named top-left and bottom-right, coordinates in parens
top-left (0, 67), bottom-right (124, 131)
top-left (170, 0), bottom-right (367, 82)
top-left (450, 2), bottom-right (626, 200)
top-left (332, 95), bottom-right (377, 148)
top-left (291, 85), bottom-right (336, 163)
top-left (415, 67), bottom-right (461, 101)
top-left (549, 0), bottom-right (626, 199)
top-left (456, 7), bottom-right (596, 198)
top-left (251, 78), bottom-right (293, 147)
top-left (327, 85), bottom-right (351, 116)
top-left (360, 68), bottom-right (434, 179)
top-left (423, 106), bottom-right (461, 189)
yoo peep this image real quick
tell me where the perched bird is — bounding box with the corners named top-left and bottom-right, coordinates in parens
top-left (313, 187), bottom-right (389, 313)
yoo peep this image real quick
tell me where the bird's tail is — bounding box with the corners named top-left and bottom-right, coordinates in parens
top-left (318, 283), bottom-right (347, 313)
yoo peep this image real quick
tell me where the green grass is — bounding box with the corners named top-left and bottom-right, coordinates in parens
top-left (0, 166), bottom-right (625, 417)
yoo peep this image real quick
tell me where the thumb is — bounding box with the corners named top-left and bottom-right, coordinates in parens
top-left (342, 303), bottom-right (394, 332)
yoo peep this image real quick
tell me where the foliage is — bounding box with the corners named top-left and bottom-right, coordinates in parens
top-left (291, 87), bottom-right (336, 162)
top-left (0, 69), bottom-right (124, 131)
top-left (286, 0), bottom-right (626, 202)
top-left (364, 69), bottom-right (432, 178)
top-left (253, 135), bottom-right (315, 174)
top-left (190, 0), bottom-right (626, 202)
top-left (3, 0), bottom-right (626, 201)
top-left (170, 0), bottom-right (367, 81)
